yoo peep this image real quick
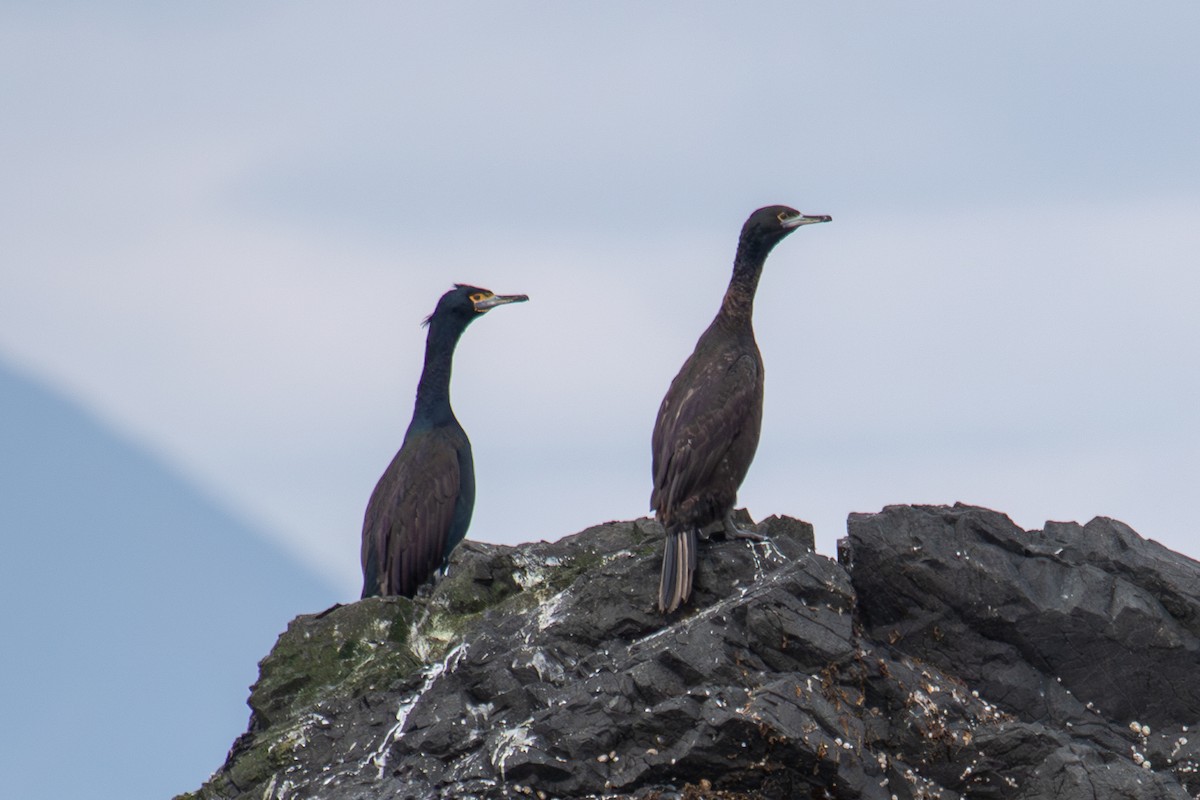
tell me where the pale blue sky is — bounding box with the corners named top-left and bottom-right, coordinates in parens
top-left (3, 2), bottom-right (1199, 599)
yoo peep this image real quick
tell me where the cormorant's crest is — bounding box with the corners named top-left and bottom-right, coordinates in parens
top-left (421, 284), bottom-right (479, 326)
top-left (420, 283), bottom-right (525, 326)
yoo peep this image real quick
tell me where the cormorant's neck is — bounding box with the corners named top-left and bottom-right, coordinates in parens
top-left (412, 317), bottom-right (467, 427)
top-left (717, 236), bottom-right (773, 327)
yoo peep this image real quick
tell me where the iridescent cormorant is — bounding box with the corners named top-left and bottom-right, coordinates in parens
top-left (651, 206), bottom-right (831, 612)
top-left (360, 284), bottom-right (528, 598)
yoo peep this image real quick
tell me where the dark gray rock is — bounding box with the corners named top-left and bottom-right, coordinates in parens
top-left (845, 503), bottom-right (1200, 799)
top-left (180, 505), bottom-right (1200, 800)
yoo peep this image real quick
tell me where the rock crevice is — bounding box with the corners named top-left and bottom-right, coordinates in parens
top-left (181, 505), bottom-right (1200, 800)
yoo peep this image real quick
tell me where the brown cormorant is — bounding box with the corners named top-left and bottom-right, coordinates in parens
top-left (651, 205), bottom-right (831, 612)
top-left (360, 284), bottom-right (528, 598)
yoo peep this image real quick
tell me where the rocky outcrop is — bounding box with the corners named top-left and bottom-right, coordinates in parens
top-left (179, 505), bottom-right (1200, 799)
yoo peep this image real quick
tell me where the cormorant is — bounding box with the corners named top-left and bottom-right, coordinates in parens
top-left (360, 284), bottom-right (528, 599)
top-left (651, 205), bottom-right (831, 612)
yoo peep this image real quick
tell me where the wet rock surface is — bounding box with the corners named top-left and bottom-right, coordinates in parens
top-left (180, 505), bottom-right (1200, 800)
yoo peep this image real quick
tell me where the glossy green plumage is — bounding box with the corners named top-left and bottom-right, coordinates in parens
top-left (360, 285), bottom-right (525, 598)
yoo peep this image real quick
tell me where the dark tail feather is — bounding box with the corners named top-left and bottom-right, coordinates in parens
top-left (658, 529), bottom-right (696, 613)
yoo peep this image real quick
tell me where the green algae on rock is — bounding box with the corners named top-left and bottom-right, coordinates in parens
top-left (181, 508), bottom-right (1200, 800)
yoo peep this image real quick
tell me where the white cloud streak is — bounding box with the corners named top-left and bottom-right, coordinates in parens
top-left (3, 3), bottom-right (1199, 593)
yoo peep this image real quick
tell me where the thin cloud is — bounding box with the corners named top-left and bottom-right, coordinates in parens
top-left (2, 4), bottom-right (1199, 597)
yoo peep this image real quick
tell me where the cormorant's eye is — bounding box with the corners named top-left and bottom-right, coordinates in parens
top-left (777, 211), bottom-right (789, 223)
top-left (470, 292), bottom-right (487, 303)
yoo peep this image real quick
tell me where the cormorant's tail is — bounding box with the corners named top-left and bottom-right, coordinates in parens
top-left (658, 528), bottom-right (697, 613)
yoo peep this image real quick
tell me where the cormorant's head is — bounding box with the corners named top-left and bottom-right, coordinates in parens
top-left (424, 284), bottom-right (529, 327)
top-left (740, 205), bottom-right (832, 250)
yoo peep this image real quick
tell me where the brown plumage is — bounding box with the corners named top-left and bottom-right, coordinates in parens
top-left (651, 205), bottom-right (831, 612)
